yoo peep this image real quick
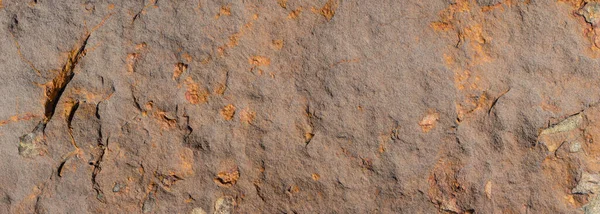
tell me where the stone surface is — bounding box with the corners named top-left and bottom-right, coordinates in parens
top-left (3, 0), bottom-right (600, 213)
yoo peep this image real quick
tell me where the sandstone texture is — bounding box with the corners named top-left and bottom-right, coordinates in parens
top-left (3, 0), bottom-right (600, 213)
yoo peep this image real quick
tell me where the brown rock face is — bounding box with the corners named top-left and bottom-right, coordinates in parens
top-left (3, 0), bottom-right (600, 213)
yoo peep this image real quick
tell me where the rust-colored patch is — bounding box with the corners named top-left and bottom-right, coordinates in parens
top-left (541, 157), bottom-right (580, 206)
top-left (0, 113), bottom-right (39, 127)
top-left (125, 43), bottom-right (146, 73)
top-left (304, 132), bottom-right (314, 143)
top-left (430, 0), bottom-right (470, 32)
top-left (460, 24), bottom-right (491, 63)
top-left (277, 0), bottom-right (287, 9)
top-left (419, 110), bottom-right (440, 133)
top-left (312, 173), bottom-right (320, 181)
top-left (228, 33), bottom-right (241, 47)
top-left (319, 0), bottom-right (338, 21)
top-left (378, 142), bottom-right (386, 153)
top-left (214, 167), bottom-right (240, 187)
top-left (220, 104), bottom-right (236, 120)
top-left (215, 4), bottom-right (231, 19)
top-left (108, 3), bottom-right (115, 10)
top-left (126, 53), bottom-right (139, 73)
top-left (558, 0), bottom-right (585, 8)
top-left (214, 83), bottom-right (227, 95)
top-left (249, 56), bottom-right (271, 66)
top-left (433, 1), bottom-right (500, 122)
top-left (272, 39), bottom-right (284, 50)
top-left (288, 185), bottom-right (300, 193)
top-left (249, 56), bottom-right (271, 74)
top-left (173, 62), bottom-right (188, 80)
top-left (428, 157), bottom-right (464, 213)
top-left (153, 110), bottom-right (177, 128)
top-left (184, 77), bottom-right (208, 104)
top-left (430, 21), bottom-right (453, 31)
top-left (135, 42), bottom-right (147, 50)
top-left (288, 7), bottom-right (303, 19)
top-left (178, 148), bottom-right (195, 177)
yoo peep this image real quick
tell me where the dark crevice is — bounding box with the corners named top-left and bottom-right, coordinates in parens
top-left (43, 34), bottom-right (90, 125)
top-left (66, 101), bottom-right (79, 130)
top-left (91, 137), bottom-right (107, 203)
top-left (304, 103), bottom-right (315, 147)
top-left (19, 31), bottom-right (93, 158)
top-left (488, 88), bottom-right (511, 115)
top-left (9, 14), bottom-right (19, 35)
top-left (57, 160), bottom-right (67, 177)
top-left (91, 101), bottom-right (107, 203)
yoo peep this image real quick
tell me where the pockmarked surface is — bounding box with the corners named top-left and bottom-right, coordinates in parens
top-left (2, 0), bottom-right (600, 213)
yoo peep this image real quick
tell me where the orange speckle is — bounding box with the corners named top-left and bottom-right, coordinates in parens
top-left (135, 42), bottom-right (147, 50)
top-left (312, 173), bottom-right (320, 181)
top-left (481, 3), bottom-right (504, 12)
top-left (178, 148), bottom-right (195, 177)
top-left (430, 21), bottom-right (453, 31)
top-left (215, 4), bottom-right (231, 19)
top-left (184, 77), bottom-right (208, 104)
top-left (126, 53), bottom-right (139, 73)
top-left (214, 166), bottom-right (240, 187)
top-left (173, 62), bottom-right (188, 80)
top-left (443, 54), bottom-right (455, 65)
top-left (319, 0), bottom-right (338, 21)
top-left (277, 0), bottom-right (287, 9)
top-left (289, 185), bottom-right (300, 193)
top-left (272, 39), bottom-right (284, 50)
top-left (220, 104), bottom-right (236, 120)
top-left (288, 7), bottom-right (303, 19)
top-left (249, 56), bottom-right (271, 66)
top-left (214, 83), bottom-right (227, 95)
top-left (228, 33), bottom-right (240, 47)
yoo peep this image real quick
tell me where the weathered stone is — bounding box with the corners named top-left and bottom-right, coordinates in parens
top-left (2, 0), bottom-right (600, 213)
top-left (573, 172), bottom-right (600, 194)
top-left (214, 196), bottom-right (234, 214)
top-left (570, 142), bottom-right (582, 153)
top-left (579, 2), bottom-right (600, 26)
top-left (191, 207), bottom-right (207, 214)
top-left (540, 113), bottom-right (583, 136)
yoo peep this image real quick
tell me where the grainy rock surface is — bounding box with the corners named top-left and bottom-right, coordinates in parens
top-left (2, 0), bottom-right (600, 213)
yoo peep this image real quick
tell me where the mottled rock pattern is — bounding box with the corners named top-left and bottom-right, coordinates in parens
top-left (2, 0), bottom-right (600, 213)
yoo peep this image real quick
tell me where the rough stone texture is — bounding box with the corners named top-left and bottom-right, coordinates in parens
top-left (3, 0), bottom-right (600, 213)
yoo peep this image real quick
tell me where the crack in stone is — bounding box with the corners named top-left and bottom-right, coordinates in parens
top-left (91, 101), bottom-right (107, 203)
top-left (17, 13), bottom-right (113, 158)
top-left (18, 34), bottom-right (90, 158)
